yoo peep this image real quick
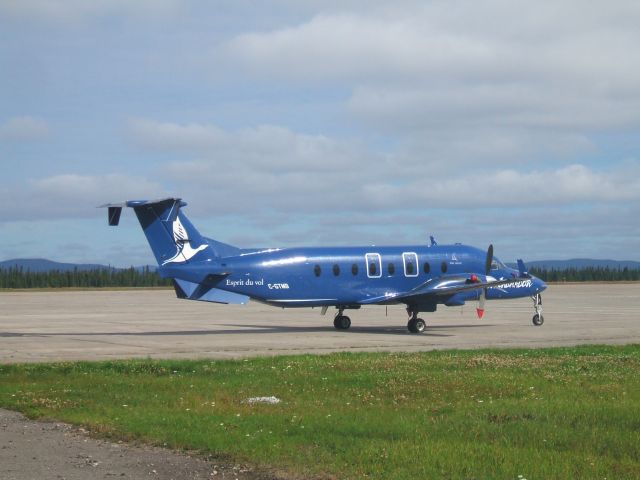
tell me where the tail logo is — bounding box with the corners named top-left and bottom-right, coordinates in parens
top-left (162, 216), bottom-right (208, 265)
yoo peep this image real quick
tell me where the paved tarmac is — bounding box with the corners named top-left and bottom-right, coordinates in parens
top-left (1, 284), bottom-right (639, 363)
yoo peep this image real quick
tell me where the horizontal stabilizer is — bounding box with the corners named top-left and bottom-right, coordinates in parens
top-left (100, 198), bottom-right (184, 226)
top-left (173, 279), bottom-right (249, 304)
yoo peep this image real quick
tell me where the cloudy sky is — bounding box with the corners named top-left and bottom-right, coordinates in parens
top-left (1, 0), bottom-right (639, 266)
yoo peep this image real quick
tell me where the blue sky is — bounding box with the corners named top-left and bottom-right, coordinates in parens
top-left (1, 1), bottom-right (639, 267)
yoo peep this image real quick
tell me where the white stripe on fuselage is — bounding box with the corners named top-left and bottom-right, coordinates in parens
top-left (491, 279), bottom-right (533, 293)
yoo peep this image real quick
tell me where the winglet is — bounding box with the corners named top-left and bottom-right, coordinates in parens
top-left (107, 206), bottom-right (122, 226)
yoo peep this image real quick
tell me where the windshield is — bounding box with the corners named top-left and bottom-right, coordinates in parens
top-left (491, 257), bottom-right (506, 270)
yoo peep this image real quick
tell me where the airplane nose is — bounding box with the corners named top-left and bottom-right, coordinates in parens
top-left (534, 276), bottom-right (547, 293)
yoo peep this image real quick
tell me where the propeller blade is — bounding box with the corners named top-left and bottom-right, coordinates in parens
top-left (478, 244), bottom-right (493, 319)
top-left (476, 289), bottom-right (486, 319)
top-left (485, 244), bottom-right (494, 275)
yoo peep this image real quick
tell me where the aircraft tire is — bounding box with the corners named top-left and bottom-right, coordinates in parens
top-left (532, 314), bottom-right (544, 326)
top-left (408, 318), bottom-right (426, 333)
top-left (334, 315), bottom-right (351, 330)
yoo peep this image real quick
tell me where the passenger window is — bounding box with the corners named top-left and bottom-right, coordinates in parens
top-left (388, 263), bottom-right (395, 275)
top-left (333, 264), bottom-right (340, 276)
top-left (441, 261), bottom-right (448, 273)
top-left (406, 261), bottom-right (414, 275)
top-left (351, 264), bottom-right (358, 275)
top-left (369, 262), bottom-right (378, 276)
top-left (314, 264), bottom-right (321, 277)
top-left (423, 262), bottom-right (430, 274)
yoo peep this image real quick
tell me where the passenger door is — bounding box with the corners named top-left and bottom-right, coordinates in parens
top-left (365, 253), bottom-right (382, 278)
top-left (402, 252), bottom-right (418, 277)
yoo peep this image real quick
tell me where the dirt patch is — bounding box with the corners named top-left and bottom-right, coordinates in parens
top-left (0, 408), bottom-right (283, 480)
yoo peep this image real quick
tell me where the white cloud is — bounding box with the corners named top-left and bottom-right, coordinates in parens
top-left (0, 116), bottom-right (49, 142)
top-left (0, 0), bottom-right (181, 23)
top-left (31, 173), bottom-right (164, 203)
top-left (128, 118), bottom-right (227, 152)
top-left (222, 2), bottom-right (640, 136)
top-left (363, 163), bottom-right (640, 209)
top-left (224, 2), bottom-right (640, 84)
top-left (348, 84), bottom-right (640, 132)
top-left (224, 12), bottom-right (493, 82)
top-left (0, 174), bottom-right (166, 222)
top-left (127, 118), bottom-right (640, 216)
top-left (129, 118), bottom-right (372, 173)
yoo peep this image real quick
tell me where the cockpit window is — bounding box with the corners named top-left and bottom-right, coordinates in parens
top-left (491, 258), bottom-right (506, 270)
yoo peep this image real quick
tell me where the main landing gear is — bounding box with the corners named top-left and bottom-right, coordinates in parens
top-left (333, 308), bottom-right (351, 330)
top-left (406, 307), bottom-right (426, 334)
top-left (532, 293), bottom-right (544, 326)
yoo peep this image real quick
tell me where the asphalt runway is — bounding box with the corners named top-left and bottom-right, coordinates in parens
top-left (1, 284), bottom-right (639, 363)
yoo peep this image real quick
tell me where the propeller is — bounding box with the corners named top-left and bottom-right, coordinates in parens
top-left (477, 244), bottom-right (493, 319)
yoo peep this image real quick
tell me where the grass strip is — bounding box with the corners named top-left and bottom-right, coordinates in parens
top-left (1, 345), bottom-right (639, 479)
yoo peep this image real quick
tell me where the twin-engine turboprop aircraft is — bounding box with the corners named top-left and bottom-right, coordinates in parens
top-left (103, 198), bottom-right (547, 333)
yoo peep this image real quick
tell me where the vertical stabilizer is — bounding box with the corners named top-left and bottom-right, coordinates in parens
top-left (102, 198), bottom-right (212, 266)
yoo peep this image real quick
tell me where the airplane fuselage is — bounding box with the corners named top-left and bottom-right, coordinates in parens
top-left (209, 244), bottom-right (546, 308)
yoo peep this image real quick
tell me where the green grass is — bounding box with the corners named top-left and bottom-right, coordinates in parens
top-left (1, 345), bottom-right (639, 479)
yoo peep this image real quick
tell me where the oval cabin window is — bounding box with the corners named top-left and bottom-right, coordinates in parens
top-left (369, 262), bottom-right (378, 276)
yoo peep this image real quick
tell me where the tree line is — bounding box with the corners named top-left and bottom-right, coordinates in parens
top-left (0, 266), bottom-right (172, 289)
top-left (529, 266), bottom-right (640, 282)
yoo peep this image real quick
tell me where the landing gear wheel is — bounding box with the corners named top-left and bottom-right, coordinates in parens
top-left (333, 315), bottom-right (351, 330)
top-left (407, 318), bottom-right (426, 333)
top-left (531, 294), bottom-right (544, 326)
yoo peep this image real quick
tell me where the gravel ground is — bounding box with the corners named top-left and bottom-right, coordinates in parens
top-left (0, 408), bottom-right (283, 480)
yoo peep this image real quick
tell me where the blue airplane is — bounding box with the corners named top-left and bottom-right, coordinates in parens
top-left (103, 198), bottom-right (547, 333)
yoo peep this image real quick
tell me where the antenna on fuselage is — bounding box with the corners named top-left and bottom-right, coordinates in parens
top-left (429, 236), bottom-right (438, 247)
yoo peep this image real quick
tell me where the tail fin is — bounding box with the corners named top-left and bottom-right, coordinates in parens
top-left (102, 198), bottom-right (211, 266)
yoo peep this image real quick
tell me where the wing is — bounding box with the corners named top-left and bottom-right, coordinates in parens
top-left (359, 274), bottom-right (519, 305)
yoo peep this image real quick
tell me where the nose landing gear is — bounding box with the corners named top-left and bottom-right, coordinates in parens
top-left (532, 293), bottom-right (544, 326)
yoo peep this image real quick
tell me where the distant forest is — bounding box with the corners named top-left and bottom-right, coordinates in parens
top-left (0, 265), bottom-right (639, 289)
top-left (0, 267), bottom-right (172, 289)
top-left (529, 266), bottom-right (640, 282)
